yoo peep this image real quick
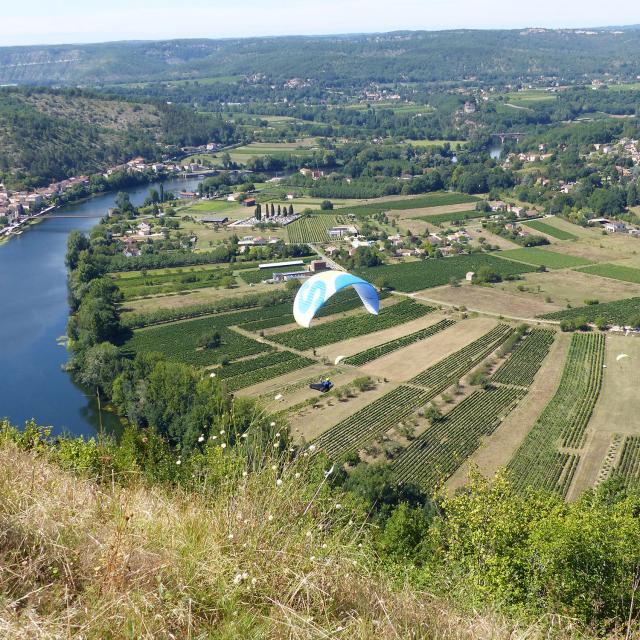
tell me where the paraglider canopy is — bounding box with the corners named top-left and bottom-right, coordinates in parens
top-left (293, 270), bottom-right (379, 328)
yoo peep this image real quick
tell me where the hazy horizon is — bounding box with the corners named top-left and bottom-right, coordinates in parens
top-left (3, 0), bottom-right (640, 47)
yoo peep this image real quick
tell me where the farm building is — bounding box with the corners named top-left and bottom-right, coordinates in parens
top-left (272, 270), bottom-right (312, 283)
top-left (258, 260), bottom-right (304, 270)
top-left (201, 216), bottom-right (229, 224)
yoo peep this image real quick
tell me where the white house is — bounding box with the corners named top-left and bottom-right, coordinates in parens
top-left (604, 221), bottom-right (627, 233)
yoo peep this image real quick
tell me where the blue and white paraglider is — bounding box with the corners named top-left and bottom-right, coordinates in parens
top-left (293, 270), bottom-right (379, 328)
top-left (294, 270), bottom-right (380, 393)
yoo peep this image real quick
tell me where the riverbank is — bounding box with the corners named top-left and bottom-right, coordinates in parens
top-left (0, 175), bottom-right (202, 437)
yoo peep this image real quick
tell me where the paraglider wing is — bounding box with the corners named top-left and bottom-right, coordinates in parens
top-left (293, 270), bottom-right (379, 328)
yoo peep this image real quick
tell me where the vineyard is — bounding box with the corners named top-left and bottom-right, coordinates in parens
top-left (241, 290), bottom-right (391, 332)
top-left (521, 219), bottom-right (578, 240)
top-left (393, 386), bottom-right (526, 490)
top-left (578, 263), bottom-right (640, 285)
top-left (286, 214), bottom-right (344, 244)
top-left (343, 319), bottom-right (456, 366)
top-left (221, 355), bottom-right (316, 391)
top-left (342, 192), bottom-right (479, 218)
top-left (312, 324), bottom-right (513, 460)
top-left (355, 255), bottom-right (534, 292)
top-left (491, 329), bottom-right (556, 387)
top-left (497, 248), bottom-right (592, 270)
top-left (408, 324), bottom-right (513, 390)
top-left (313, 385), bottom-right (433, 459)
top-left (507, 333), bottom-right (605, 496)
top-left (417, 210), bottom-right (485, 226)
top-left (124, 319), bottom-right (271, 367)
top-left (214, 351), bottom-right (297, 379)
top-left (613, 436), bottom-right (640, 486)
top-left (541, 297), bottom-right (640, 326)
top-left (269, 299), bottom-right (433, 350)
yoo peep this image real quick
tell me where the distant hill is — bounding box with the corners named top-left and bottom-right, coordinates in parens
top-left (1, 29), bottom-right (640, 87)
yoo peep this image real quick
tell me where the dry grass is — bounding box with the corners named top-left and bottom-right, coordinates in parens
top-left (0, 443), bottom-right (597, 639)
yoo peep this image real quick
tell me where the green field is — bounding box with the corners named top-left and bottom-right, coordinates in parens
top-left (184, 200), bottom-right (238, 213)
top-left (541, 297), bottom-right (640, 326)
top-left (497, 248), bottom-right (592, 269)
top-left (418, 210), bottom-right (485, 225)
top-left (577, 263), bottom-right (640, 285)
top-left (355, 254), bottom-right (535, 292)
top-left (342, 192), bottom-right (479, 217)
top-left (520, 219), bottom-right (578, 240)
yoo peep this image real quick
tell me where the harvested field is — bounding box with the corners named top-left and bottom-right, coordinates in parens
top-left (419, 283), bottom-right (562, 318)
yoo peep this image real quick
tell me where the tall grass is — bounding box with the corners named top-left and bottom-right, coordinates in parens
top-left (0, 433), bottom-right (595, 640)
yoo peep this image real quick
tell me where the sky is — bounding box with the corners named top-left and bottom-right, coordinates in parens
top-left (2, 0), bottom-right (640, 47)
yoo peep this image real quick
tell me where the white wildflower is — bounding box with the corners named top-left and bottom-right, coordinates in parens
top-left (219, 430), bottom-right (225, 435)
top-left (271, 465), bottom-right (277, 471)
top-left (242, 471), bottom-right (248, 477)
top-left (176, 459), bottom-right (181, 466)
top-left (308, 444), bottom-right (316, 452)
top-left (270, 421), bottom-right (276, 427)
top-left (228, 533), bottom-right (234, 540)
top-left (276, 478), bottom-right (283, 486)
top-left (268, 514), bottom-right (274, 522)
top-left (198, 435), bottom-right (205, 443)
top-left (251, 577), bottom-right (257, 586)
top-left (295, 472), bottom-right (301, 479)
top-left (220, 443), bottom-right (227, 449)
top-left (335, 503), bottom-right (342, 510)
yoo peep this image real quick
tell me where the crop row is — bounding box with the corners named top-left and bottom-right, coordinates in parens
top-left (342, 192), bottom-right (479, 218)
top-left (313, 385), bottom-right (434, 459)
top-left (491, 329), bottom-right (556, 387)
top-left (541, 297), bottom-right (640, 326)
top-left (393, 386), bottom-right (526, 490)
top-left (312, 325), bottom-right (513, 460)
top-left (223, 356), bottom-right (316, 392)
top-left (521, 219), bottom-right (577, 240)
top-left (241, 290), bottom-right (391, 332)
top-left (355, 254), bottom-right (534, 292)
top-left (125, 322), bottom-right (271, 367)
top-left (214, 351), bottom-right (298, 379)
top-left (409, 324), bottom-right (514, 391)
top-left (286, 215), bottom-right (342, 244)
top-left (614, 436), bottom-right (640, 486)
top-left (507, 333), bottom-right (605, 495)
top-left (270, 299), bottom-right (433, 350)
top-left (343, 319), bottom-right (456, 366)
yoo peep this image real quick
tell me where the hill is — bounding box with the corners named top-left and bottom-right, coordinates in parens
top-left (2, 29), bottom-right (640, 87)
top-left (0, 88), bottom-right (238, 188)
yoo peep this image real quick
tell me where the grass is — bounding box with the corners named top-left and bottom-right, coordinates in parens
top-left (0, 432), bottom-right (593, 640)
top-left (496, 248), bottom-right (593, 269)
top-left (521, 219), bottom-right (578, 241)
top-left (577, 263), bottom-right (640, 285)
top-left (418, 209), bottom-right (485, 225)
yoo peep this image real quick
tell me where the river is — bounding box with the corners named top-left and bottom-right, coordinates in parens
top-left (0, 176), bottom-right (201, 437)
